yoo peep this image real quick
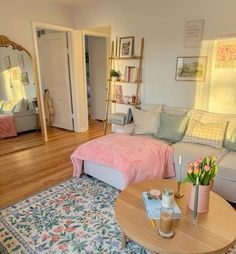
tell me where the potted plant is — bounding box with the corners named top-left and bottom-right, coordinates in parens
top-left (182, 156), bottom-right (218, 220)
top-left (110, 69), bottom-right (120, 81)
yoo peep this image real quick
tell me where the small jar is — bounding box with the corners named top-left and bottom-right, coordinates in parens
top-left (161, 188), bottom-right (174, 208)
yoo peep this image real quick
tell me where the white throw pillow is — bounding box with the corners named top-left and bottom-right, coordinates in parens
top-left (132, 106), bottom-right (162, 135)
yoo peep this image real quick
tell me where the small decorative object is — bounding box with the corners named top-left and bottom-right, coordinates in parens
top-left (149, 189), bottom-right (162, 200)
top-left (175, 56), bottom-right (207, 82)
top-left (182, 156), bottom-right (218, 222)
top-left (21, 72), bottom-right (29, 85)
top-left (4, 56), bottom-right (11, 69)
top-left (161, 188), bottom-right (174, 208)
top-left (185, 20), bottom-right (205, 48)
top-left (110, 69), bottom-right (120, 81)
top-left (175, 181), bottom-right (184, 199)
top-left (119, 36), bottom-right (134, 58)
top-left (159, 207), bottom-right (174, 238)
top-left (175, 155), bottom-right (184, 198)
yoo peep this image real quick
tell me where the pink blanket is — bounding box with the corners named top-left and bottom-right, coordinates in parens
top-left (71, 134), bottom-right (175, 186)
top-left (0, 114), bottom-right (17, 138)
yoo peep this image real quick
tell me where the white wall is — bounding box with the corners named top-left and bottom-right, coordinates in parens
top-left (73, 0), bottom-right (236, 114)
top-left (0, 0), bottom-right (73, 58)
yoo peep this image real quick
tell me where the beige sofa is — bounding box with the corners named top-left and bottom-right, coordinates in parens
top-left (112, 105), bottom-right (236, 203)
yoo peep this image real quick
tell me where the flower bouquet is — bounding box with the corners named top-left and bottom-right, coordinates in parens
top-left (182, 156), bottom-right (218, 221)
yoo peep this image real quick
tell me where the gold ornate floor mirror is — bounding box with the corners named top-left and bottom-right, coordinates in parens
top-left (0, 35), bottom-right (45, 155)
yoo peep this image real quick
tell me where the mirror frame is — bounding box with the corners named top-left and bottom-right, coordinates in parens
top-left (0, 35), bottom-right (46, 142)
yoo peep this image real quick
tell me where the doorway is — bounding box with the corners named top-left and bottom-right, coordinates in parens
top-left (36, 29), bottom-right (74, 131)
top-left (84, 35), bottom-right (108, 122)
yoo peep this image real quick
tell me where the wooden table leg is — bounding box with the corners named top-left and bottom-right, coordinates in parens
top-left (121, 231), bottom-right (127, 249)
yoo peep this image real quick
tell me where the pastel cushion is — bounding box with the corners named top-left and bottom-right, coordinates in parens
top-left (132, 105), bottom-right (162, 135)
top-left (224, 128), bottom-right (236, 151)
top-left (155, 112), bottom-right (189, 142)
top-left (189, 109), bottom-right (236, 150)
top-left (20, 98), bottom-right (28, 111)
top-left (183, 119), bottom-right (228, 148)
top-left (2, 100), bottom-right (17, 112)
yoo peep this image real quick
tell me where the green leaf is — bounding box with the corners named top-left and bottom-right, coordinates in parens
top-left (11, 245), bottom-right (21, 252)
top-left (3, 236), bottom-right (13, 243)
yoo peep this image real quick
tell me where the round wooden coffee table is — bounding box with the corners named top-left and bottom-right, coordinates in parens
top-left (115, 179), bottom-right (236, 254)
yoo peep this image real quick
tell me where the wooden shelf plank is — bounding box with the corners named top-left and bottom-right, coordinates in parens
top-left (107, 79), bottom-right (142, 84)
top-left (109, 56), bottom-right (142, 60)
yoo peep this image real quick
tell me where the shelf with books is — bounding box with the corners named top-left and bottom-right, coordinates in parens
top-left (104, 37), bottom-right (144, 135)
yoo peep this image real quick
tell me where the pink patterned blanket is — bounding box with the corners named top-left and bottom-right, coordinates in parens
top-left (0, 114), bottom-right (17, 138)
top-left (71, 134), bottom-right (175, 186)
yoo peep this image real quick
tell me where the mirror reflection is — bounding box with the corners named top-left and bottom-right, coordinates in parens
top-left (0, 36), bottom-right (44, 155)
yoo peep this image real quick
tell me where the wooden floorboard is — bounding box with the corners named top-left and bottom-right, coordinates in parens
top-left (0, 120), bottom-right (109, 208)
top-left (0, 130), bottom-right (44, 156)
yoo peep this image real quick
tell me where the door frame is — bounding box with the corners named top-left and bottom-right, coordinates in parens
top-left (82, 30), bottom-right (110, 129)
top-left (32, 22), bottom-right (75, 141)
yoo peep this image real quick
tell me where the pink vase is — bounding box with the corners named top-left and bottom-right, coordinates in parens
top-left (188, 184), bottom-right (211, 213)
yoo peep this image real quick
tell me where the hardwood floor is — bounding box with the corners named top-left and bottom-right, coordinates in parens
top-left (0, 121), bottom-right (235, 210)
top-left (0, 120), bottom-right (109, 208)
top-left (0, 130), bottom-right (44, 156)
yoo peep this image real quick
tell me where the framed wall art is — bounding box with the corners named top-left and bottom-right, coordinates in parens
top-left (4, 56), bottom-right (11, 69)
top-left (215, 38), bottom-right (236, 68)
top-left (119, 36), bottom-right (134, 58)
top-left (21, 72), bottom-right (29, 85)
top-left (175, 56), bottom-right (207, 82)
top-left (185, 20), bottom-right (205, 48)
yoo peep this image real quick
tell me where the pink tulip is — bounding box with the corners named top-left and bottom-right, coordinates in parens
top-left (204, 165), bottom-right (210, 171)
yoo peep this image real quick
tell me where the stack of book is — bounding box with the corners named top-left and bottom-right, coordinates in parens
top-left (142, 192), bottom-right (181, 219)
top-left (124, 66), bottom-right (138, 82)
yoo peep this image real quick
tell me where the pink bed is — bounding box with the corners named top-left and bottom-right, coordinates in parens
top-left (0, 114), bottom-right (17, 138)
top-left (71, 134), bottom-right (175, 188)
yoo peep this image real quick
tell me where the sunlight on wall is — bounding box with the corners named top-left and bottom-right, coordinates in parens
top-left (194, 37), bottom-right (236, 114)
top-left (2, 67), bottom-right (25, 101)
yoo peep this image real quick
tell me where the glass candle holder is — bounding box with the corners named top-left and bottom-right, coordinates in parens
top-left (159, 207), bottom-right (174, 238)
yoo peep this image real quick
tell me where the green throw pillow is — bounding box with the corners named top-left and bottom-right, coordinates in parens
top-left (155, 112), bottom-right (189, 142)
top-left (224, 127), bottom-right (236, 151)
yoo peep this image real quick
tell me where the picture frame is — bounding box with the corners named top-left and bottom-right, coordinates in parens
top-left (18, 54), bottom-right (25, 69)
top-left (21, 72), bottom-right (29, 85)
top-left (185, 20), bottom-right (205, 48)
top-left (4, 56), bottom-right (11, 69)
top-left (119, 36), bottom-right (134, 58)
top-left (175, 56), bottom-right (207, 82)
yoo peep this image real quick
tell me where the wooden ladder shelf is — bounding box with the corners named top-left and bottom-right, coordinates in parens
top-left (103, 37), bottom-right (144, 135)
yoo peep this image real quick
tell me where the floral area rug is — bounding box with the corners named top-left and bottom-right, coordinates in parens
top-left (0, 175), bottom-right (146, 254)
top-left (0, 174), bottom-right (235, 254)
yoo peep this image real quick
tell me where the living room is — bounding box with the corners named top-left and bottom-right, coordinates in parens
top-left (0, 0), bottom-right (236, 253)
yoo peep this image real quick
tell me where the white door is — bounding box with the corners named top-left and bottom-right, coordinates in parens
top-left (38, 32), bottom-right (73, 130)
top-left (88, 36), bottom-right (107, 120)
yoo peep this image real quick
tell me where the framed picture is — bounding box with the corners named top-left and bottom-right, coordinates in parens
top-left (4, 56), bottom-right (11, 69)
top-left (21, 72), bottom-right (29, 85)
top-left (18, 54), bottom-right (25, 69)
top-left (185, 20), bottom-right (205, 48)
top-left (119, 36), bottom-right (134, 58)
top-left (215, 38), bottom-right (236, 68)
top-left (175, 56), bottom-right (207, 82)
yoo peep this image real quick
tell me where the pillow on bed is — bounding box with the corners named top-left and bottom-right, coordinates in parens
top-left (131, 105), bottom-right (162, 135)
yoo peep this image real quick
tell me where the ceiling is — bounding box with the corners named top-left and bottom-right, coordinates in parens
top-left (37, 0), bottom-right (100, 6)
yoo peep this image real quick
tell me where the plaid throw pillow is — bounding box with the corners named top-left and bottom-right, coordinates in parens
top-left (183, 119), bottom-right (228, 148)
